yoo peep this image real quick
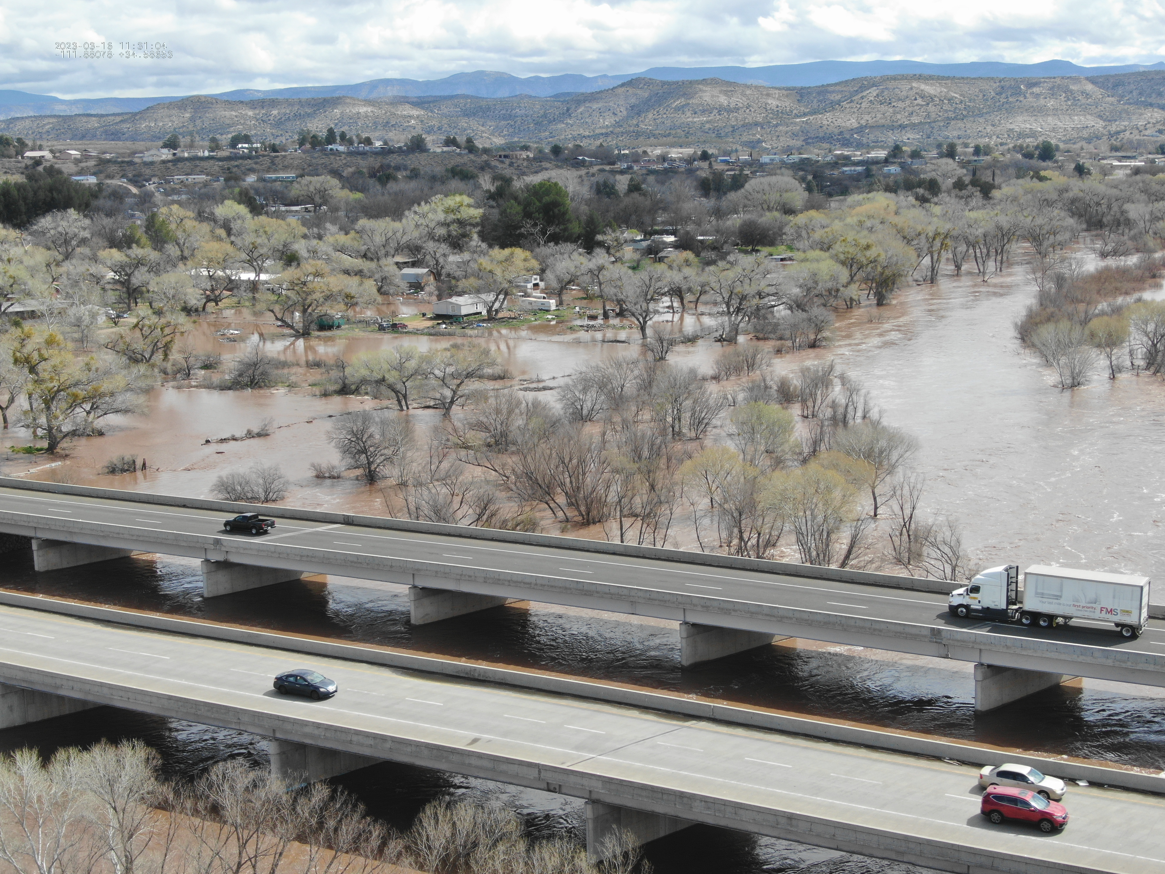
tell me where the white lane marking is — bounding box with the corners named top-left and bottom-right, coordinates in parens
top-left (1146, 642), bottom-right (1165, 647)
top-left (658, 741), bottom-right (702, 751)
top-left (946, 794), bottom-right (979, 801)
top-left (561, 568), bottom-right (593, 574)
top-left (108, 647), bottom-right (169, 659)
top-left (41, 508), bottom-right (72, 513)
top-left (0, 627), bottom-right (53, 639)
top-left (230, 669), bottom-right (271, 677)
top-left (406, 698), bottom-right (443, 706)
top-left (745, 755), bottom-right (792, 769)
top-left (333, 541), bottom-right (361, 547)
top-left (505, 714), bottom-right (547, 723)
top-left (135, 519), bottom-right (163, 524)
top-left (565, 725), bottom-right (605, 734)
top-left (827, 602), bottom-right (868, 609)
top-left (443, 554), bottom-right (472, 559)
top-left (745, 757), bottom-right (791, 768)
top-left (348, 689), bottom-right (383, 696)
top-left (831, 774), bottom-right (881, 784)
top-left (686, 584), bottom-right (722, 590)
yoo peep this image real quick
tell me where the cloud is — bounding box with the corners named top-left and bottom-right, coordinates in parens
top-left (2, 0), bottom-right (1162, 98)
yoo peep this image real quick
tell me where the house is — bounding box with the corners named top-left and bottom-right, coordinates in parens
top-left (22, 150), bottom-right (53, 160)
top-left (70, 175), bottom-right (98, 184)
top-left (264, 174), bottom-right (297, 182)
top-left (433, 295), bottom-right (486, 320)
top-left (496, 151), bottom-right (533, 160)
top-left (882, 166), bottom-right (902, 175)
top-left (59, 149), bottom-right (82, 161)
top-left (400, 267), bottom-right (435, 289)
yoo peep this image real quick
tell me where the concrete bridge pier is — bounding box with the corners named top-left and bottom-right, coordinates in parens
top-left (201, 560), bottom-right (304, 598)
top-left (585, 801), bottom-right (694, 863)
top-left (679, 622), bottom-right (780, 667)
top-left (267, 740), bottom-right (382, 787)
top-left (974, 664), bottom-right (1081, 712)
top-left (31, 538), bottom-right (135, 572)
top-left (0, 682), bottom-right (97, 728)
top-left (409, 586), bottom-right (510, 625)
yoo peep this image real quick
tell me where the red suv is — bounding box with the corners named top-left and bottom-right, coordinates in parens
top-left (981, 785), bottom-right (1069, 832)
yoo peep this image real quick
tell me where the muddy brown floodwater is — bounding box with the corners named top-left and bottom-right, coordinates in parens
top-left (2, 253), bottom-right (1163, 874)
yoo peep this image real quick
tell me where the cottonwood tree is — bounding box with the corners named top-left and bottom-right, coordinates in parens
top-left (0, 748), bottom-right (95, 874)
top-left (679, 446), bottom-right (785, 558)
top-left (232, 215), bottom-right (304, 299)
top-left (424, 344), bottom-right (504, 415)
top-left (769, 462), bottom-right (861, 567)
top-left (0, 230), bottom-right (53, 314)
top-left (104, 312), bottom-right (184, 364)
top-left (350, 345), bottom-right (429, 410)
top-left (1030, 320), bottom-right (1098, 388)
top-left (292, 175), bottom-right (342, 213)
top-left (11, 324), bottom-right (139, 452)
top-left (212, 464), bottom-right (290, 503)
top-left (96, 247), bottom-right (159, 311)
top-left (330, 410), bottom-right (412, 482)
top-left (28, 209), bottom-right (92, 261)
top-left (263, 260), bottom-right (375, 335)
top-left (831, 420), bottom-right (919, 517)
top-left (608, 263), bottom-right (667, 339)
top-left (1086, 314), bottom-right (1129, 379)
top-left (708, 254), bottom-right (776, 342)
top-left (729, 402), bottom-right (798, 471)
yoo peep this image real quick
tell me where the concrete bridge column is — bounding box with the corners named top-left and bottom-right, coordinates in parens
top-left (408, 586), bottom-right (509, 625)
top-left (31, 538), bottom-right (134, 572)
top-left (0, 683), bottom-right (97, 728)
top-left (267, 739), bottom-right (381, 786)
top-left (679, 622), bottom-right (780, 667)
top-left (585, 801), bottom-right (693, 863)
top-left (974, 664), bottom-right (1081, 712)
top-left (201, 560), bottom-right (304, 598)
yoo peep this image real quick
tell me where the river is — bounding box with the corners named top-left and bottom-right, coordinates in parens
top-left (1, 254), bottom-right (1163, 873)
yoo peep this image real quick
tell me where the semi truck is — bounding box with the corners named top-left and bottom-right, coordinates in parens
top-left (947, 565), bottom-right (1150, 638)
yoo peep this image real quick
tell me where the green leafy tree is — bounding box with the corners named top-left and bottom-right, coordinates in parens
top-left (1037, 140), bottom-right (1057, 162)
top-left (11, 324), bottom-right (138, 452)
top-left (324, 127), bottom-right (338, 146)
top-left (464, 136), bottom-right (478, 154)
top-left (407, 134), bottom-right (429, 152)
top-left (161, 133), bottom-right (181, 150)
top-left (944, 142), bottom-right (958, 160)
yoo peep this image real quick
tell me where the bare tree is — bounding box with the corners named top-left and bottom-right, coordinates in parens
top-left (0, 747), bottom-right (95, 874)
top-left (211, 464), bottom-right (290, 503)
top-left (424, 344), bottom-right (505, 416)
top-left (227, 346), bottom-right (281, 389)
top-left (831, 420), bottom-right (919, 517)
top-left (330, 410), bottom-right (411, 483)
top-left (1030, 320), bottom-right (1098, 389)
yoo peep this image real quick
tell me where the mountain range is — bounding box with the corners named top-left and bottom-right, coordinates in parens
top-left (4, 71), bottom-right (1165, 150)
top-left (2, 59), bottom-right (1164, 120)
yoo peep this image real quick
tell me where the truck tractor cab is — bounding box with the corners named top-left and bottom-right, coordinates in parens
top-left (948, 565), bottom-right (1019, 619)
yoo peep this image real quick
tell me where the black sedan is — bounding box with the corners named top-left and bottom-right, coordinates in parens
top-left (273, 669), bottom-right (338, 700)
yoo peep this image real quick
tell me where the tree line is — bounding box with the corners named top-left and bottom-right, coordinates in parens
top-left (0, 741), bottom-right (650, 874)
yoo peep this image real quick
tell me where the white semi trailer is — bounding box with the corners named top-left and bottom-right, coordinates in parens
top-left (947, 565), bottom-right (1150, 638)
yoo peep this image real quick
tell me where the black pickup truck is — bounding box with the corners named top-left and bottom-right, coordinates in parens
top-left (222, 513), bottom-right (276, 535)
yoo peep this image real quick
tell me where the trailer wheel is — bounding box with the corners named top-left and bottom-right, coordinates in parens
top-left (1119, 625), bottom-right (1139, 639)
top-left (1037, 615), bottom-right (1052, 629)
top-left (1020, 612), bottom-right (1034, 626)
top-left (956, 605), bottom-right (969, 618)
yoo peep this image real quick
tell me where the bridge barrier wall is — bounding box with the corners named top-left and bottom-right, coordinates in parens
top-left (0, 590), bottom-right (1160, 797)
top-left (0, 655), bottom-right (1142, 874)
top-left (0, 478), bottom-right (961, 595)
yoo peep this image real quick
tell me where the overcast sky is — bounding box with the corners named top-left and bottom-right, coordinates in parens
top-left (4, 0), bottom-right (1163, 98)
